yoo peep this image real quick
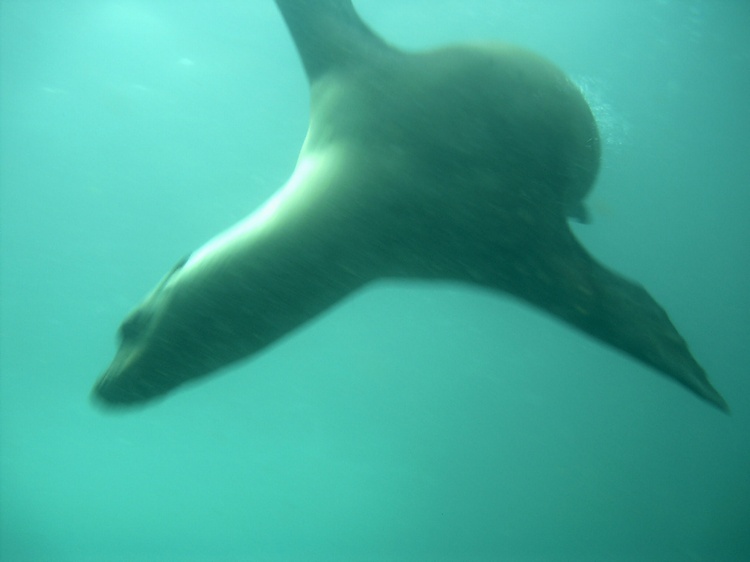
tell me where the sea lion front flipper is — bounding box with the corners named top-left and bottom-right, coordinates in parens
top-left (480, 231), bottom-right (728, 412)
top-left (274, 0), bottom-right (390, 82)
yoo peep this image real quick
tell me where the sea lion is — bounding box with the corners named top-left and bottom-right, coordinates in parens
top-left (92, 0), bottom-right (728, 412)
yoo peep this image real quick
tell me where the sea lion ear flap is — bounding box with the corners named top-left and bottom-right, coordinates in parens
top-left (275, 0), bottom-right (391, 82)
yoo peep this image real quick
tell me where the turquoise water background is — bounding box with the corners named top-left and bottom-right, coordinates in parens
top-left (1, 1), bottom-right (748, 560)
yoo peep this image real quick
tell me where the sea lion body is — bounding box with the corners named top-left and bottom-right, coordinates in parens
top-left (93, 0), bottom-right (726, 412)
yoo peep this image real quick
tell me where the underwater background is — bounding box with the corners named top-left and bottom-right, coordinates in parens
top-left (1, 0), bottom-right (748, 560)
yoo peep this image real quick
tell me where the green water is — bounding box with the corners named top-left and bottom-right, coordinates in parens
top-left (1, 1), bottom-right (748, 560)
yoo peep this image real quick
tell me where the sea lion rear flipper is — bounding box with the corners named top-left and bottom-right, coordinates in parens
top-left (567, 201), bottom-right (590, 224)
